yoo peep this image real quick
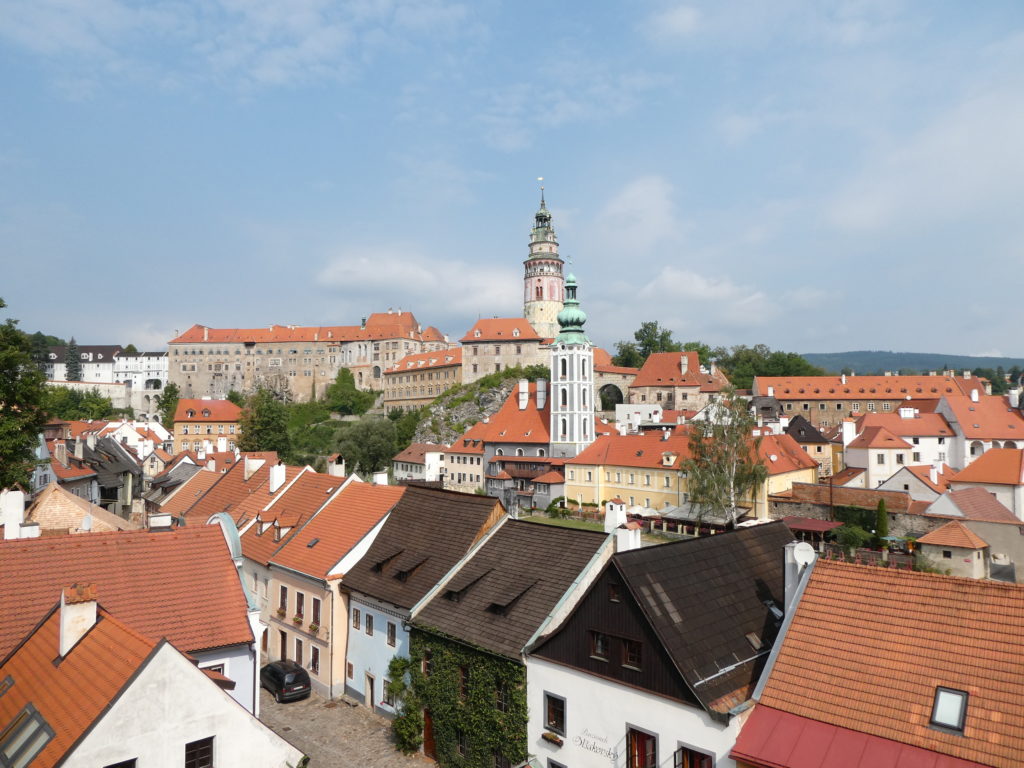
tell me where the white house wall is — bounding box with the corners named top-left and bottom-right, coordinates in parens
top-left (64, 642), bottom-right (303, 768)
top-left (194, 643), bottom-right (257, 715)
top-left (527, 656), bottom-right (744, 768)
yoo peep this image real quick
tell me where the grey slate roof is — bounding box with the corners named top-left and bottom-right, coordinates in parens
top-left (785, 414), bottom-right (829, 444)
top-left (413, 520), bottom-right (608, 659)
top-left (343, 486), bottom-right (501, 610)
top-left (613, 521), bottom-right (794, 710)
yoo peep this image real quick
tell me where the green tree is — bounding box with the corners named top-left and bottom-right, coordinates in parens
top-left (683, 388), bottom-right (768, 526)
top-left (325, 368), bottom-right (376, 415)
top-left (0, 299), bottom-right (49, 488)
top-left (42, 386), bottom-right (118, 420)
top-left (716, 344), bottom-right (825, 390)
top-left (875, 498), bottom-right (889, 543)
top-left (64, 337), bottom-right (81, 381)
top-left (226, 389), bottom-right (245, 407)
top-left (29, 332), bottom-right (51, 372)
top-left (122, 343), bottom-right (139, 356)
top-left (335, 417), bottom-right (397, 474)
top-left (154, 381), bottom-right (180, 430)
top-left (613, 321), bottom-right (682, 367)
top-left (238, 388), bottom-right (292, 456)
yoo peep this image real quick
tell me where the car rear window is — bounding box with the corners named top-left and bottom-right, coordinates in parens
top-left (284, 673), bottom-right (299, 684)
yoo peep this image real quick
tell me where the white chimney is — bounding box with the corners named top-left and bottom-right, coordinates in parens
top-left (217, 436), bottom-right (227, 452)
top-left (54, 441), bottom-right (68, 467)
top-left (328, 457), bottom-right (346, 477)
top-left (148, 511), bottom-right (173, 529)
top-left (784, 541), bottom-right (816, 613)
top-left (203, 327), bottom-right (209, 341)
top-left (964, 370), bottom-right (972, 380)
top-left (1010, 390), bottom-right (1021, 409)
top-left (604, 498), bottom-right (627, 533)
top-left (842, 419), bottom-right (857, 447)
top-left (536, 379), bottom-right (547, 410)
top-left (73, 438), bottom-right (84, 460)
top-left (767, 386), bottom-right (774, 398)
top-left (372, 471), bottom-right (389, 485)
top-left (971, 389), bottom-right (979, 403)
top-left (841, 373), bottom-right (847, 385)
top-left (680, 354), bottom-right (689, 375)
top-left (60, 584), bottom-right (98, 656)
top-left (86, 433), bottom-right (96, 449)
top-left (615, 526), bottom-right (641, 552)
top-left (518, 379), bottom-right (529, 410)
top-left (1, 488), bottom-right (26, 541)
top-left (269, 463), bottom-right (286, 493)
top-left (244, 455), bottom-right (265, 481)
top-left (929, 465), bottom-right (938, 485)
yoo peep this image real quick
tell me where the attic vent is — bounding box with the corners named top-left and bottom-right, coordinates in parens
top-left (745, 632), bottom-right (762, 650)
top-left (372, 550), bottom-right (403, 573)
top-left (396, 557), bottom-right (429, 582)
top-left (307, 538), bottom-right (320, 548)
top-left (486, 582), bottom-right (536, 616)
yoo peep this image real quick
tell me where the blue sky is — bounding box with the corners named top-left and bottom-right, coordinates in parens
top-left (2, 1), bottom-right (1023, 357)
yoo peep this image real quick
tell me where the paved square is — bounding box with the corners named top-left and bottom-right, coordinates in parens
top-left (260, 690), bottom-right (431, 768)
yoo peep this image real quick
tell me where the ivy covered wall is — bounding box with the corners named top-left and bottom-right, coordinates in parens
top-left (392, 628), bottom-right (529, 768)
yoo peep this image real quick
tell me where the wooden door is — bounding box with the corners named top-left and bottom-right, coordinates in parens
top-left (366, 674), bottom-right (375, 709)
top-left (423, 709), bottom-right (437, 760)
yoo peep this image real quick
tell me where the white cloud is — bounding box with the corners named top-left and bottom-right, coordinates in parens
top-left (592, 175), bottom-right (684, 256)
top-left (641, 4), bottom-right (701, 43)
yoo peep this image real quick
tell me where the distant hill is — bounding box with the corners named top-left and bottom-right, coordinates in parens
top-left (800, 350), bottom-right (1024, 376)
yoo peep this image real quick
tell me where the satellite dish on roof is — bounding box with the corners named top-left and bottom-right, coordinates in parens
top-left (792, 541), bottom-right (816, 567)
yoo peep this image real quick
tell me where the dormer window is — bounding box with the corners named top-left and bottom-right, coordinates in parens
top-left (512, 328), bottom-right (520, 337)
top-left (931, 687), bottom-right (967, 732)
top-left (474, 330), bottom-right (481, 338)
top-left (186, 410), bottom-right (196, 418)
top-left (202, 409), bottom-right (211, 417)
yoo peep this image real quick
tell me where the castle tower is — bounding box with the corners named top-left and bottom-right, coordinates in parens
top-left (523, 187), bottom-right (564, 339)
top-left (549, 274), bottom-right (595, 460)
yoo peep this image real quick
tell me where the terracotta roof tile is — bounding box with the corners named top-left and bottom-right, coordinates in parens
top-left (385, 349), bottom-right (461, 374)
top-left (759, 434), bottom-right (820, 475)
top-left (631, 351), bottom-right (729, 391)
top-left (847, 425), bottom-right (914, 450)
top-left (941, 394), bottom-right (1024, 440)
top-left (158, 468), bottom-right (223, 518)
top-left (0, 603), bottom-right (157, 768)
top-left (169, 312), bottom-right (425, 345)
top-left (459, 318), bottom-right (541, 343)
top-left (567, 429), bottom-right (691, 469)
top-left (950, 448), bottom-right (1024, 486)
top-left (856, 411), bottom-right (954, 438)
top-left (393, 443), bottom-right (447, 465)
top-left (269, 481), bottom-right (406, 579)
top-left (916, 520), bottom-right (989, 549)
top-left (755, 374), bottom-right (983, 400)
top-left (758, 560), bottom-right (1024, 767)
top-left (0, 526), bottom-right (253, 659)
top-left (927, 487), bottom-right (1019, 524)
top-left (173, 399), bottom-right (241, 423)
top-left (903, 463), bottom-right (953, 494)
top-left (174, 454), bottom-right (279, 521)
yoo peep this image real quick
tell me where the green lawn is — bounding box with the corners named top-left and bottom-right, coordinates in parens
top-left (520, 515), bottom-right (604, 532)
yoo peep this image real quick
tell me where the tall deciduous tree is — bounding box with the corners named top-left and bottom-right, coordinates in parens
top-left (0, 299), bottom-right (48, 488)
top-left (335, 417), bottom-right (397, 474)
top-left (238, 388), bottom-right (292, 456)
top-left (683, 388), bottom-right (767, 526)
top-left (155, 381), bottom-right (180, 430)
top-left (325, 368), bottom-right (376, 415)
top-left (612, 321), bottom-right (682, 367)
top-left (64, 337), bottom-right (82, 381)
top-left (122, 343), bottom-right (139, 356)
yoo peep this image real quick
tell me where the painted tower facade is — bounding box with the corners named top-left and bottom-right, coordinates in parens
top-left (523, 190), bottom-right (565, 339)
top-left (549, 274), bottom-right (595, 460)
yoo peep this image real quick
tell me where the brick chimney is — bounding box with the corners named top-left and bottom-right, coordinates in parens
top-left (60, 584), bottom-right (98, 656)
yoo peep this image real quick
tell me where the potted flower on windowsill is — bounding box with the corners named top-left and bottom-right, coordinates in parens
top-left (308, 622), bottom-right (320, 633)
top-left (541, 732), bottom-right (563, 747)
top-left (276, 608), bottom-right (286, 618)
top-left (292, 615), bottom-right (304, 625)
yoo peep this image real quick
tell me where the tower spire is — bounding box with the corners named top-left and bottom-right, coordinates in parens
top-left (523, 182), bottom-right (564, 339)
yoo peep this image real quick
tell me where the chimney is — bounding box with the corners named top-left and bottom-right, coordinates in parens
top-left (884, 371), bottom-right (892, 377)
top-left (615, 525), bottom-right (641, 552)
top-left (148, 511), bottom-right (173, 530)
top-left (269, 463), bottom-right (286, 493)
top-left (328, 456), bottom-right (346, 478)
top-left (784, 541), bottom-right (816, 613)
top-left (536, 379), bottom-right (547, 410)
top-left (518, 379), bottom-right (529, 410)
top-left (243, 455), bottom-right (265, 481)
top-left (1, 488), bottom-right (26, 541)
top-left (604, 498), bottom-right (627, 533)
top-left (710, 361), bottom-right (717, 376)
top-left (217, 436), bottom-right (227, 452)
top-left (73, 438), bottom-right (84, 460)
top-left (203, 327), bottom-right (209, 342)
top-left (841, 419), bottom-right (857, 447)
top-left (680, 354), bottom-right (689, 375)
top-left (928, 370), bottom-right (937, 377)
top-left (86, 433), bottom-right (96, 450)
top-left (841, 373), bottom-right (847, 385)
top-left (767, 386), bottom-right (774, 398)
top-left (662, 428), bottom-right (670, 441)
top-left (964, 370), bottom-right (972, 380)
top-left (372, 471), bottom-right (389, 485)
top-left (54, 441), bottom-right (68, 468)
top-left (1011, 390), bottom-right (1022, 409)
top-left (60, 584), bottom-right (98, 656)
top-left (929, 465), bottom-right (938, 485)
top-left (971, 389), bottom-right (979, 403)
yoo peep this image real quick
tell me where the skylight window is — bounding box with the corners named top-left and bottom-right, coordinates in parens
top-left (0, 704), bottom-right (54, 767)
top-left (931, 687), bottom-right (968, 732)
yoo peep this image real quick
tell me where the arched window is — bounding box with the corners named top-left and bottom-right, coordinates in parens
top-left (515, 448), bottom-right (524, 456)
top-left (560, 359), bottom-right (567, 378)
top-left (535, 285), bottom-right (543, 299)
top-left (581, 359), bottom-right (588, 377)
top-left (496, 448), bottom-right (504, 456)
top-left (560, 388), bottom-right (568, 407)
top-left (582, 390), bottom-right (587, 407)
top-left (538, 448), bottom-right (546, 457)
top-left (560, 418), bottom-right (567, 437)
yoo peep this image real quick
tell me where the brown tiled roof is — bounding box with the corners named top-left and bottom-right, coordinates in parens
top-left (613, 522), bottom-right (795, 713)
top-left (173, 398), bottom-right (241, 423)
top-left (916, 520), bottom-right (988, 549)
top-left (270, 481), bottom-right (406, 579)
top-left (231, 464), bottom-right (304, 527)
top-left (158, 469), bottom-right (223, 518)
top-left (903, 463), bottom-right (953, 494)
top-left (0, 526), bottom-right (254, 658)
top-left (393, 442), bottom-right (447, 465)
top-left (856, 411), bottom-right (954, 437)
top-left (758, 559), bottom-right (1024, 767)
top-left (847, 425), bottom-right (913, 450)
top-left (759, 434), bottom-right (819, 475)
top-left (942, 394), bottom-right (1024, 440)
top-left (928, 487), bottom-right (1019, 525)
top-left (169, 311), bottom-right (425, 344)
top-left (779, 482), bottom-right (911, 512)
top-left (448, 420), bottom-right (488, 455)
top-left (176, 454), bottom-right (279, 521)
top-left (825, 466), bottom-right (865, 486)
top-left (385, 349), bottom-right (461, 374)
top-left (459, 318), bottom-right (541, 343)
top-left (343, 486), bottom-right (503, 609)
top-left (532, 470), bottom-right (564, 484)
top-left (631, 351), bottom-right (729, 391)
top-left (25, 482), bottom-right (130, 533)
top-left (0, 603), bottom-right (157, 768)
top-left (951, 448), bottom-right (1024, 486)
top-left (567, 429), bottom-right (691, 469)
top-left (755, 374), bottom-right (981, 400)
top-left (414, 520), bottom-right (607, 659)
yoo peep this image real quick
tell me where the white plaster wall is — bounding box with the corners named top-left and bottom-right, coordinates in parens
top-left (921, 544), bottom-right (987, 579)
top-left (194, 643), bottom-right (257, 715)
top-left (527, 657), bottom-right (742, 768)
top-left (65, 643), bottom-right (303, 768)
top-left (345, 594), bottom-right (408, 714)
top-left (878, 470), bottom-right (941, 502)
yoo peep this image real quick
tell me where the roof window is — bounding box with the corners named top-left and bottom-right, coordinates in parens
top-left (0, 704), bottom-right (54, 767)
top-left (931, 687), bottom-right (967, 732)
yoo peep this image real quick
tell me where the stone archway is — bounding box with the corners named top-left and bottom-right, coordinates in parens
top-left (599, 383), bottom-right (625, 411)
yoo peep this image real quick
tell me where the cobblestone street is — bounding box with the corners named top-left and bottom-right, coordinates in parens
top-left (260, 690), bottom-right (432, 768)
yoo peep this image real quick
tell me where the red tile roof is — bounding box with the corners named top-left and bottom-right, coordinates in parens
top-left (826, 466), bottom-right (865, 485)
top-left (385, 349), bottom-right (461, 374)
top-left (169, 311), bottom-right (425, 345)
top-left (448, 420), bottom-right (488, 455)
top-left (393, 443), bottom-right (448, 465)
top-left (269, 481), bottom-right (406, 579)
top-left (916, 520), bottom-right (988, 549)
top-left (0, 602), bottom-right (158, 768)
top-left (459, 318), bottom-right (541, 343)
top-left (759, 434), bottom-right (820, 475)
top-left (856, 411), bottom-right (954, 437)
top-left (567, 428), bottom-right (692, 470)
top-left (471, 382), bottom-right (551, 445)
top-left (847, 425), bottom-right (913, 450)
top-left (941, 394), bottom-right (1024, 440)
top-left (158, 468), bottom-right (225, 518)
top-left (0, 526), bottom-right (254, 659)
top-left (630, 351), bottom-right (729, 391)
top-left (175, 454), bottom-right (279, 521)
top-left (950, 448), bottom-right (1024, 486)
top-left (532, 470), bottom-right (565, 484)
top-left (754, 374), bottom-right (983, 400)
top-left (757, 559), bottom-right (1024, 767)
top-left (930, 487), bottom-right (1019, 524)
top-left (173, 399), bottom-right (242, 423)
top-left (903, 464), bottom-right (953, 494)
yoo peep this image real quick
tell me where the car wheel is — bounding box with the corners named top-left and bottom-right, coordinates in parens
top-left (275, 690), bottom-right (282, 704)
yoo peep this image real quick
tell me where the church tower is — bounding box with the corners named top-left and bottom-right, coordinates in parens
top-left (549, 274), bottom-right (595, 460)
top-left (523, 187), bottom-right (565, 339)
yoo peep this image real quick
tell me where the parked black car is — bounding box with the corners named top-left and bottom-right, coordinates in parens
top-left (260, 660), bottom-right (312, 703)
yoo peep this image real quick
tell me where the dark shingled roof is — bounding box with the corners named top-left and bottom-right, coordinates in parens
top-left (413, 520), bottom-right (608, 659)
top-left (785, 414), bottom-right (830, 444)
top-left (343, 486), bottom-right (502, 609)
top-left (613, 521), bottom-right (794, 712)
